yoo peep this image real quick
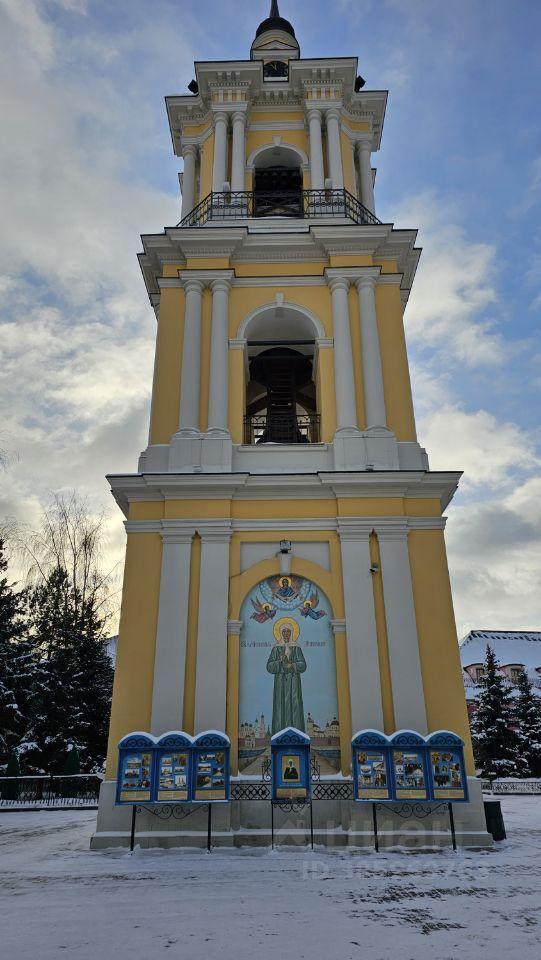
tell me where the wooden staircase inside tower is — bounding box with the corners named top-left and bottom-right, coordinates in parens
top-left (265, 357), bottom-right (298, 443)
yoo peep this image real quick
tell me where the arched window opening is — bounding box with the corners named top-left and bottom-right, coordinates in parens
top-left (242, 305), bottom-right (321, 445)
top-left (253, 145), bottom-right (302, 218)
top-left (246, 345), bottom-right (317, 444)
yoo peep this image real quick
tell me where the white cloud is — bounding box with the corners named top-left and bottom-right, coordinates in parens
top-left (419, 404), bottom-right (539, 491)
top-left (0, 0), bottom-right (196, 602)
top-left (447, 481), bottom-right (541, 637)
top-left (393, 191), bottom-right (504, 366)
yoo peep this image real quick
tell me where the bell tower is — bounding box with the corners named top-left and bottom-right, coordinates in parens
top-left (93, 3), bottom-right (491, 848)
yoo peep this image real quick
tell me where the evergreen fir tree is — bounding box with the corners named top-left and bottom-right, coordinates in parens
top-left (471, 645), bottom-right (522, 779)
top-left (514, 668), bottom-right (541, 777)
top-left (24, 566), bottom-right (114, 774)
top-left (0, 539), bottom-right (34, 769)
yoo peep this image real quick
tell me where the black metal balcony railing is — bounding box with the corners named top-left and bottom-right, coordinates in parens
top-left (244, 413), bottom-right (320, 445)
top-left (179, 189), bottom-right (381, 228)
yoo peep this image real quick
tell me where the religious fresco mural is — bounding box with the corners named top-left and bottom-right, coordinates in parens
top-left (238, 575), bottom-right (340, 774)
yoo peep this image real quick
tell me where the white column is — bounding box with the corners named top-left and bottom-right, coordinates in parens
top-left (207, 278), bottom-right (230, 432)
top-left (212, 112), bottom-right (229, 193)
top-left (231, 111), bottom-right (246, 193)
top-left (356, 276), bottom-right (387, 428)
top-left (180, 144), bottom-right (197, 220)
top-left (338, 523), bottom-right (384, 732)
top-left (325, 108), bottom-right (344, 189)
top-left (329, 276), bottom-right (358, 430)
top-left (178, 279), bottom-right (204, 432)
top-left (377, 527), bottom-right (427, 733)
top-left (194, 526), bottom-right (232, 733)
top-left (307, 107), bottom-right (325, 190)
top-left (357, 140), bottom-right (375, 214)
top-left (150, 532), bottom-right (194, 735)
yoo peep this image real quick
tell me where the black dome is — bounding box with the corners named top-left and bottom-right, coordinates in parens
top-left (255, 2), bottom-right (296, 40)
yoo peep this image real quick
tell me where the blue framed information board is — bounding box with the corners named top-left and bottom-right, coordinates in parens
top-left (116, 733), bottom-right (155, 804)
top-left (271, 727), bottom-right (311, 801)
top-left (351, 730), bottom-right (392, 801)
top-left (351, 729), bottom-right (469, 804)
top-left (191, 731), bottom-right (230, 803)
top-left (155, 732), bottom-right (193, 803)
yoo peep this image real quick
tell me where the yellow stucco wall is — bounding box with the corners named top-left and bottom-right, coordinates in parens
top-left (105, 502), bottom-right (472, 779)
top-left (376, 283), bottom-right (417, 441)
top-left (408, 529), bottom-right (475, 773)
top-left (148, 269), bottom-right (419, 450)
top-left (105, 533), bottom-right (162, 777)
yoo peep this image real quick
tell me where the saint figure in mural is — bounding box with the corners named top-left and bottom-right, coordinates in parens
top-left (266, 617), bottom-right (306, 734)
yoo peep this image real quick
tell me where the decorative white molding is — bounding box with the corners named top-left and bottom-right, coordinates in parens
top-left (227, 620), bottom-right (243, 635)
top-left (248, 121), bottom-right (305, 131)
top-left (330, 618), bottom-right (346, 634)
top-left (246, 140), bottom-right (309, 170)
top-left (231, 275), bottom-right (327, 287)
top-left (236, 299), bottom-right (326, 341)
top-left (124, 516), bottom-right (448, 536)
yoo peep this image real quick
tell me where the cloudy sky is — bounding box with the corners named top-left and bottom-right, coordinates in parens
top-left (1, 0), bottom-right (540, 637)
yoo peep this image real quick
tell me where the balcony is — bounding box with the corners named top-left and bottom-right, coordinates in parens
top-left (243, 413), bottom-right (321, 445)
top-left (179, 189), bottom-right (381, 228)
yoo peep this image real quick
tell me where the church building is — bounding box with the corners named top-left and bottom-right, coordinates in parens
top-left (92, 2), bottom-right (491, 847)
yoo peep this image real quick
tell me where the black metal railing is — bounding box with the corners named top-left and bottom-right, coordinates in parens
top-left (0, 775), bottom-right (102, 807)
top-left (179, 188), bottom-right (381, 228)
top-left (243, 413), bottom-right (320, 445)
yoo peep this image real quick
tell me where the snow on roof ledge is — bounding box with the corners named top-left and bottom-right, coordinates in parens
top-left (271, 726), bottom-right (309, 743)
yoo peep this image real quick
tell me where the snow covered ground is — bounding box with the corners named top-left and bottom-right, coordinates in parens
top-left (1, 798), bottom-right (540, 959)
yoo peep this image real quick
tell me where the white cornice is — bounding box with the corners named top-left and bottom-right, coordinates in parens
top-left (123, 515), bottom-right (448, 535)
top-left (108, 470), bottom-right (461, 517)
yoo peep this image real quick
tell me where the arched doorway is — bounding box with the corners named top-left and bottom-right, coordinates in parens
top-left (238, 575), bottom-right (340, 775)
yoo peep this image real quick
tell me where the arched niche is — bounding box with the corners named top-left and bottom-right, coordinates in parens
top-left (237, 573), bottom-right (340, 776)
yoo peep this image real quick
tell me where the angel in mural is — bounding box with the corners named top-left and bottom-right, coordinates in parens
top-left (266, 617), bottom-right (306, 734)
top-left (250, 597), bottom-right (277, 623)
top-left (300, 588), bottom-right (326, 620)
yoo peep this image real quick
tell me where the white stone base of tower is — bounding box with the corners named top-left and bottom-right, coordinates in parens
top-left (90, 778), bottom-right (492, 850)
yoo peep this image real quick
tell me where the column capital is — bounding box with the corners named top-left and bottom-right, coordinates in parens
top-left (181, 142), bottom-right (199, 159)
top-left (227, 619), bottom-right (243, 636)
top-left (179, 270), bottom-right (234, 291)
top-left (180, 276), bottom-right (205, 295)
top-left (212, 109), bottom-right (229, 125)
top-left (330, 618), bottom-right (347, 635)
top-left (210, 276), bottom-right (233, 294)
top-left (197, 521), bottom-right (233, 542)
top-left (357, 137), bottom-right (372, 154)
top-left (325, 106), bottom-right (342, 123)
top-left (327, 274), bottom-right (350, 294)
top-left (232, 109), bottom-right (247, 125)
top-left (356, 274), bottom-right (377, 292)
top-left (375, 520), bottom-right (409, 541)
top-left (161, 531), bottom-right (195, 545)
top-left (337, 518), bottom-right (373, 541)
top-left (306, 105), bottom-right (323, 122)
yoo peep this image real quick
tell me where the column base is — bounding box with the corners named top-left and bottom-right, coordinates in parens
top-left (333, 426), bottom-right (400, 470)
top-left (168, 430), bottom-right (233, 473)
